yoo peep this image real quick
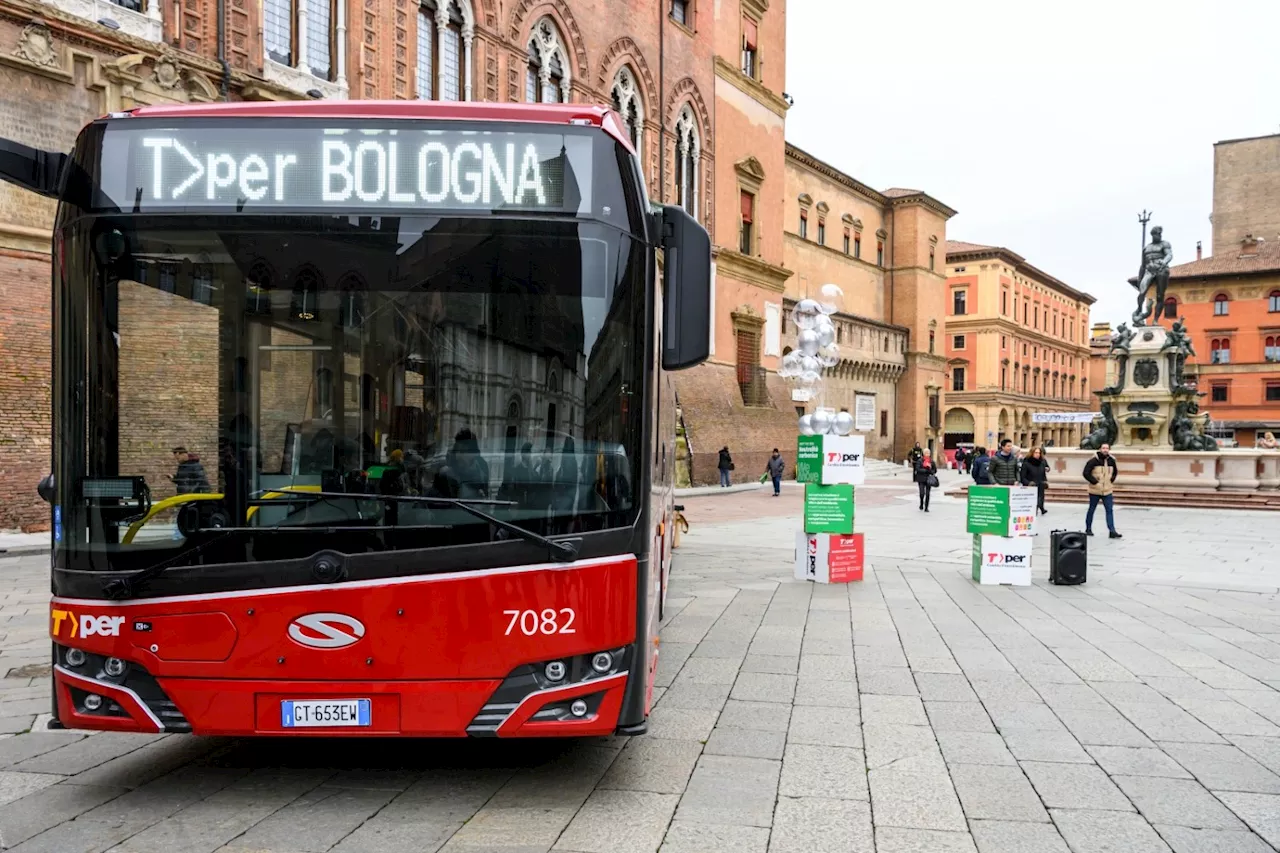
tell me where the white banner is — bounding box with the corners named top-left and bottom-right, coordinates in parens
top-left (1032, 412), bottom-right (1098, 424)
top-left (854, 395), bottom-right (876, 432)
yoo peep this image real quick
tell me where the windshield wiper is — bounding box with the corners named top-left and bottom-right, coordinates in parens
top-left (272, 489), bottom-right (581, 563)
top-left (100, 490), bottom-right (581, 600)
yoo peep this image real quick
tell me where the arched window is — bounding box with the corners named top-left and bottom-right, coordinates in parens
top-left (1211, 338), bottom-right (1231, 364)
top-left (1214, 293), bottom-right (1230, 316)
top-left (1270, 290), bottom-right (1280, 313)
top-left (1163, 296), bottom-right (1177, 317)
top-left (416, 0), bottom-right (472, 101)
top-left (526, 18), bottom-right (569, 103)
top-left (1265, 336), bottom-right (1279, 363)
top-left (673, 104), bottom-right (700, 218)
top-left (610, 65), bottom-right (644, 155)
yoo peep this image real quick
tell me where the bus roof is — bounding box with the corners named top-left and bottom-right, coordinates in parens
top-left (115, 101), bottom-right (636, 153)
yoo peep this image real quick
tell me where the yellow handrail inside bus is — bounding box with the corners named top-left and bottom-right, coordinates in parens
top-left (120, 484), bottom-right (323, 544)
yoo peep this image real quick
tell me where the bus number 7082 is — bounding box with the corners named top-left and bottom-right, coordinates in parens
top-left (503, 609), bottom-right (577, 636)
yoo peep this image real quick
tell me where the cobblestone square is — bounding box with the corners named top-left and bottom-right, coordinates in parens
top-left (0, 475), bottom-right (1277, 851)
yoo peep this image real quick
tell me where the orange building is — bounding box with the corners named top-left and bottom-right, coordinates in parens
top-left (1162, 236), bottom-right (1280, 447)
top-left (943, 241), bottom-right (1096, 455)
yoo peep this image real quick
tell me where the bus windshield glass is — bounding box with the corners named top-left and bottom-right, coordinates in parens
top-left (55, 135), bottom-right (648, 572)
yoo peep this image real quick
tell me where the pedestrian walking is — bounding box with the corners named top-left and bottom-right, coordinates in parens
top-left (1020, 445), bottom-right (1049, 515)
top-left (970, 446), bottom-right (993, 485)
top-left (913, 449), bottom-right (938, 512)
top-left (1082, 443), bottom-right (1122, 539)
top-left (170, 447), bottom-right (211, 495)
top-left (990, 438), bottom-right (1020, 486)
top-left (952, 446), bottom-right (967, 474)
top-left (717, 446), bottom-right (734, 487)
top-left (765, 448), bottom-right (785, 497)
top-left (908, 442), bottom-right (924, 468)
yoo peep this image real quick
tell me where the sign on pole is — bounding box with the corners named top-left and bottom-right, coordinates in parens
top-left (965, 485), bottom-right (1037, 537)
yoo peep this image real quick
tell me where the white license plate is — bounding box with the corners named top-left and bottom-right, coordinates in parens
top-left (281, 699), bottom-right (371, 728)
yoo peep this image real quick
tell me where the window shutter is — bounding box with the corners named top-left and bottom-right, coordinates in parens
top-left (743, 17), bottom-right (758, 49)
top-left (740, 190), bottom-right (753, 223)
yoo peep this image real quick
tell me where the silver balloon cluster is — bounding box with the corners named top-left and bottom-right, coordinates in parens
top-left (779, 284), bottom-right (853, 436)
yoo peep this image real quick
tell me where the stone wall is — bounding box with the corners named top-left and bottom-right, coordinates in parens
top-left (1213, 134), bottom-right (1280, 255)
top-left (0, 249), bottom-right (50, 530)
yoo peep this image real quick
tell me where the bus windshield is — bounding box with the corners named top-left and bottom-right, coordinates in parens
top-left (54, 213), bottom-right (647, 572)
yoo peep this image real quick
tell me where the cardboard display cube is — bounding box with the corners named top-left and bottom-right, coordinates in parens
top-left (795, 531), bottom-right (865, 584)
top-left (971, 534), bottom-right (1033, 586)
top-left (966, 485), bottom-right (1038, 538)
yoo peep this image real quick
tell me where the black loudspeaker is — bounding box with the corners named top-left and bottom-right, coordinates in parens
top-left (1049, 529), bottom-right (1087, 585)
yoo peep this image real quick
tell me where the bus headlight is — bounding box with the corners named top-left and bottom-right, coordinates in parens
top-left (591, 652), bottom-right (613, 673)
top-left (103, 657), bottom-right (127, 678)
top-left (570, 699), bottom-right (588, 717)
top-left (83, 694), bottom-right (103, 711)
top-left (544, 661), bottom-right (566, 682)
top-left (64, 648), bottom-right (87, 668)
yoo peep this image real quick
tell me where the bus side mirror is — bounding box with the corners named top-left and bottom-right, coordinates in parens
top-left (0, 139), bottom-right (66, 199)
top-left (660, 204), bottom-right (711, 371)
top-left (37, 474), bottom-right (55, 504)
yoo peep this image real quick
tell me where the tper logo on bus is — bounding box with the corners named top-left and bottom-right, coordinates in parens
top-left (51, 609), bottom-right (125, 639)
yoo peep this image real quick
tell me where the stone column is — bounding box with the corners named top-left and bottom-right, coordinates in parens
top-left (296, 0), bottom-right (310, 72)
top-left (335, 0), bottom-right (347, 86)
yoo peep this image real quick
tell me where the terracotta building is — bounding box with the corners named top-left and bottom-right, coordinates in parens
top-left (1088, 321), bottom-right (1113, 401)
top-left (779, 144), bottom-right (954, 462)
top-left (1161, 236), bottom-right (1280, 447)
top-left (1212, 133), bottom-right (1280, 256)
top-left (0, 0), bottom-right (732, 530)
top-left (943, 241), bottom-right (1096, 455)
top-left (668, 0), bottom-right (797, 486)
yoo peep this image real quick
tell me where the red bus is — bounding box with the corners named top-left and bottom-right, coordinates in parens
top-left (2, 100), bottom-right (710, 737)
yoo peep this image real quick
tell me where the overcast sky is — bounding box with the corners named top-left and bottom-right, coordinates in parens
top-left (784, 0), bottom-right (1280, 327)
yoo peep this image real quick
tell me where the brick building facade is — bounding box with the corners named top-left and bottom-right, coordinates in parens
top-left (1162, 237), bottom-right (1280, 447)
top-left (943, 241), bottom-right (1096, 455)
top-left (1212, 133), bottom-right (1280, 256)
top-left (0, 0), bottom-right (721, 530)
top-left (780, 144), bottom-right (954, 464)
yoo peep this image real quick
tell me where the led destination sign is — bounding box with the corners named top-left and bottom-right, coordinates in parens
top-left (118, 125), bottom-right (580, 212)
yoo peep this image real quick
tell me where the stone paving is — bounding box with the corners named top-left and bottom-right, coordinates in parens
top-left (0, 477), bottom-right (1276, 851)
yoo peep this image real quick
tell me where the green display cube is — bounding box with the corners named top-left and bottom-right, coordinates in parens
top-left (804, 484), bottom-right (854, 534)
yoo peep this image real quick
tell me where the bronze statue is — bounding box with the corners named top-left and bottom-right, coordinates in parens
top-left (1170, 399), bottom-right (1218, 451)
top-left (1109, 322), bottom-right (1136, 353)
top-left (1161, 318), bottom-right (1196, 389)
top-left (1080, 401), bottom-right (1119, 450)
top-left (1096, 324), bottom-right (1134, 395)
top-left (1132, 225), bottom-right (1173, 326)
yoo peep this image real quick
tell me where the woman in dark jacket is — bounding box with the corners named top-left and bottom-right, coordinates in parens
top-left (1019, 446), bottom-right (1049, 514)
top-left (913, 448), bottom-right (938, 512)
top-left (717, 447), bottom-right (733, 487)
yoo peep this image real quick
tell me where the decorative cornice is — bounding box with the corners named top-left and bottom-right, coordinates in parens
top-left (716, 249), bottom-right (792, 293)
top-left (713, 55), bottom-right (789, 118)
top-left (946, 245), bottom-right (1097, 306)
top-left (885, 191), bottom-right (958, 220)
top-left (735, 156), bottom-right (765, 183)
top-left (786, 143), bottom-right (886, 207)
top-left (742, 0), bottom-right (769, 18)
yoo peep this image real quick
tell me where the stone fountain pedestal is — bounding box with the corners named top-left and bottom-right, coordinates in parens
top-left (1041, 324), bottom-right (1280, 501)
